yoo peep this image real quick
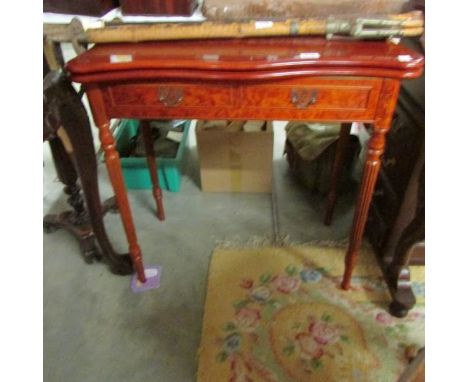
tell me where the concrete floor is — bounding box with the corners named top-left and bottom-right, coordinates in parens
top-left (43, 119), bottom-right (357, 381)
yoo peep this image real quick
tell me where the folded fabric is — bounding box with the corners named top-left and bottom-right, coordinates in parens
top-left (285, 122), bottom-right (341, 162)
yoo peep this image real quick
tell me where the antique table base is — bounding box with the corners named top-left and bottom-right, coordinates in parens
top-left (66, 37), bottom-right (424, 286)
top-left (44, 70), bottom-right (135, 276)
top-left (43, 134), bottom-right (101, 264)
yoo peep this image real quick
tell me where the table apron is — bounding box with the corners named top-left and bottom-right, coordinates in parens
top-left (98, 77), bottom-right (383, 122)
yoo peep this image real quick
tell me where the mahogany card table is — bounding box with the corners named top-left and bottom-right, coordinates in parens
top-left (66, 37), bottom-right (424, 286)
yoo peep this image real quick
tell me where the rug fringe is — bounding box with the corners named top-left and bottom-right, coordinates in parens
top-left (213, 234), bottom-right (367, 249)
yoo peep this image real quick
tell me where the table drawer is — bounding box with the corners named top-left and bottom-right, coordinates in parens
top-left (103, 77), bottom-right (382, 121)
top-left (105, 82), bottom-right (234, 109)
top-left (239, 78), bottom-right (382, 117)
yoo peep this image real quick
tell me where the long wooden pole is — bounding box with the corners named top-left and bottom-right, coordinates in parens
top-left (85, 11), bottom-right (423, 43)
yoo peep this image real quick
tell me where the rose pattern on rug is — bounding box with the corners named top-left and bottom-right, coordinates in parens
top-left (288, 313), bottom-right (348, 370)
top-left (216, 265), bottom-right (315, 380)
top-left (269, 303), bottom-right (374, 382)
top-left (214, 265), bottom-right (368, 380)
top-left (199, 248), bottom-right (425, 382)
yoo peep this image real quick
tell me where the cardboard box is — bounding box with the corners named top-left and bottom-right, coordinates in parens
top-left (196, 120), bottom-right (273, 192)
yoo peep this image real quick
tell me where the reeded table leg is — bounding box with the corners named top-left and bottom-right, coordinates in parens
top-left (324, 123), bottom-right (351, 226)
top-left (341, 129), bottom-right (385, 289)
top-left (141, 120), bottom-right (165, 221)
top-left (86, 85), bottom-right (146, 283)
top-left (342, 79), bottom-right (400, 290)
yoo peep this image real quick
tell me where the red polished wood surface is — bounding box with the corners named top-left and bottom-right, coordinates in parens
top-left (86, 85), bottom-right (147, 283)
top-left (341, 78), bottom-right (401, 290)
top-left (67, 37), bottom-right (424, 82)
top-left (101, 77), bottom-right (382, 122)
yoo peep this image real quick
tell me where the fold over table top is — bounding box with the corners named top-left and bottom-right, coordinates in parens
top-left (67, 37), bottom-right (424, 83)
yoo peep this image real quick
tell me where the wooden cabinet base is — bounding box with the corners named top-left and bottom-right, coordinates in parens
top-left (43, 208), bottom-right (101, 264)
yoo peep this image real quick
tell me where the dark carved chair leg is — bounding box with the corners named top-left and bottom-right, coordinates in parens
top-left (383, 144), bottom-right (424, 317)
top-left (43, 47), bottom-right (102, 264)
top-left (44, 71), bottom-right (133, 275)
top-left (141, 120), bottom-right (165, 221)
top-left (389, 299), bottom-right (411, 318)
top-left (102, 196), bottom-right (119, 215)
top-left (387, 212), bottom-right (424, 317)
top-left (43, 135), bottom-right (101, 263)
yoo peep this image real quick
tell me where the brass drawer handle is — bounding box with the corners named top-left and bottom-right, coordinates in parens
top-left (291, 88), bottom-right (318, 109)
top-left (158, 87), bottom-right (184, 107)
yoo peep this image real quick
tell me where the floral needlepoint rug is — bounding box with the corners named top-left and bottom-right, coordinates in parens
top-left (197, 246), bottom-right (424, 382)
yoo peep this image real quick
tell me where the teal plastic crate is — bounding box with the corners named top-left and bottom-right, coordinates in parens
top-left (112, 119), bottom-right (190, 192)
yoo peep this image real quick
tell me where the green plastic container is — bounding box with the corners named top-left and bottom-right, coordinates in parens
top-left (112, 119), bottom-right (190, 192)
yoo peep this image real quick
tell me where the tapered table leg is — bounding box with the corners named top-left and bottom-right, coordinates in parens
top-left (324, 123), bottom-right (351, 226)
top-left (341, 79), bottom-right (400, 290)
top-left (341, 131), bottom-right (384, 289)
top-left (86, 85), bottom-right (146, 283)
top-left (141, 120), bottom-right (165, 221)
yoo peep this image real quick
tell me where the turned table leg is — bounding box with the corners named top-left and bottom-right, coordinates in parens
top-left (141, 120), bottom-right (165, 221)
top-left (86, 86), bottom-right (146, 283)
top-left (324, 123), bottom-right (351, 226)
top-left (342, 79), bottom-right (400, 290)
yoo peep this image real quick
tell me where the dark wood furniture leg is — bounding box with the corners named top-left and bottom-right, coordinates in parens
top-left (43, 43), bottom-right (101, 264)
top-left (141, 120), bottom-right (165, 221)
top-left (44, 71), bottom-right (134, 276)
top-left (384, 144), bottom-right (425, 317)
top-left (342, 79), bottom-right (400, 290)
top-left (43, 135), bottom-right (101, 263)
top-left (86, 84), bottom-right (147, 283)
top-left (324, 123), bottom-right (352, 226)
top-left (397, 347), bottom-right (425, 382)
top-left (387, 212), bottom-right (424, 317)
top-left (382, 141), bottom-right (425, 264)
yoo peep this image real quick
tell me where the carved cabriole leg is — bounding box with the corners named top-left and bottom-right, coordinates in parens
top-left (86, 85), bottom-right (147, 283)
top-left (141, 120), bottom-right (166, 221)
top-left (324, 123), bottom-right (352, 226)
top-left (341, 79), bottom-right (401, 290)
